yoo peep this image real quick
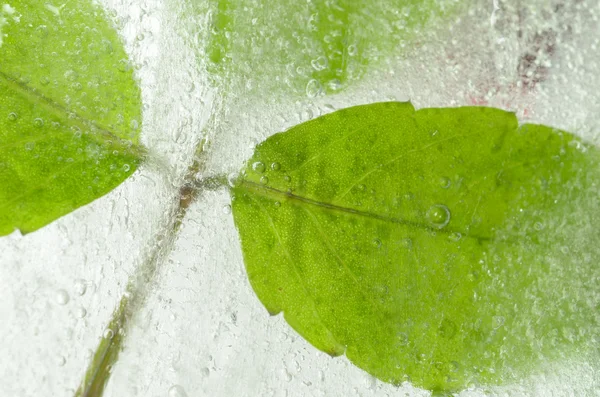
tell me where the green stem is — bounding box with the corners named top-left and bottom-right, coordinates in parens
top-left (74, 140), bottom-right (229, 397)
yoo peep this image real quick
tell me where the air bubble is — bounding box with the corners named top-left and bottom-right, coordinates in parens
top-left (274, 201), bottom-right (281, 208)
top-left (305, 79), bottom-right (322, 98)
top-left (168, 385), bottom-right (188, 397)
top-left (448, 232), bottom-right (462, 242)
top-left (103, 328), bottom-right (115, 339)
top-left (8, 112), bottom-right (18, 121)
top-left (397, 332), bottom-right (409, 346)
top-left (260, 176), bottom-right (269, 185)
top-left (227, 173), bottom-right (240, 188)
top-left (33, 118), bottom-right (44, 128)
top-left (492, 316), bottom-right (505, 329)
top-left (57, 356), bottom-right (66, 366)
top-left (56, 289), bottom-right (70, 305)
top-left (439, 176), bottom-right (451, 189)
top-left (76, 307), bottom-right (87, 318)
top-left (271, 162), bottom-right (281, 171)
top-left (348, 44), bottom-right (358, 56)
top-left (328, 79), bottom-right (342, 91)
top-left (372, 238), bottom-right (382, 248)
top-left (252, 161), bottom-right (266, 173)
top-left (122, 164), bottom-right (131, 172)
top-left (74, 279), bottom-right (87, 296)
top-left (311, 56), bottom-right (328, 71)
top-left (426, 204), bottom-right (451, 229)
top-left (222, 204), bottom-right (231, 214)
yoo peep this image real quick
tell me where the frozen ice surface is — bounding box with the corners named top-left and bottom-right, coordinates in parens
top-left (1, 0), bottom-right (599, 396)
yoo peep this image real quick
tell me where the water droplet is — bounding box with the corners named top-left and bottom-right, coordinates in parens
top-left (439, 176), bottom-right (451, 189)
top-left (103, 328), bottom-right (115, 339)
top-left (357, 184), bottom-right (366, 191)
top-left (200, 367), bottom-right (210, 378)
top-left (274, 201), bottom-right (281, 208)
top-left (260, 176), bottom-right (269, 185)
top-left (8, 112), bottom-right (18, 121)
top-left (426, 204), bottom-right (451, 229)
top-left (25, 142), bottom-right (35, 151)
top-left (56, 289), bottom-right (70, 305)
top-left (57, 356), bottom-right (66, 366)
top-left (283, 175), bottom-right (291, 182)
top-left (122, 164), bottom-right (131, 172)
top-left (74, 279), bottom-right (87, 296)
top-left (271, 162), bottom-right (281, 171)
top-left (401, 238), bottom-right (413, 249)
top-left (372, 238), bottom-right (382, 248)
top-left (222, 204), bottom-right (231, 214)
top-left (76, 307), bottom-right (87, 318)
top-left (252, 161), bottom-right (266, 173)
top-left (168, 385), bottom-right (188, 397)
top-left (33, 118), bottom-right (44, 128)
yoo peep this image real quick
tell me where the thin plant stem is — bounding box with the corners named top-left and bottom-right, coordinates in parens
top-left (75, 138), bottom-right (229, 397)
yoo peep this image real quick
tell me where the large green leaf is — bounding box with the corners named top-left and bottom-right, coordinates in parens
top-left (0, 0), bottom-right (144, 236)
top-left (200, 0), bottom-right (463, 95)
top-left (231, 102), bottom-right (600, 393)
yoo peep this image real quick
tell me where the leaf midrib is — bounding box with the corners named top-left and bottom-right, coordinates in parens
top-left (238, 180), bottom-right (491, 242)
top-left (0, 69), bottom-right (146, 157)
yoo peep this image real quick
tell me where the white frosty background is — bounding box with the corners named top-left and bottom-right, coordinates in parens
top-left (0, 0), bottom-right (598, 396)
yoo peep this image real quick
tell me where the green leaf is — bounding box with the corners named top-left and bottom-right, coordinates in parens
top-left (0, 0), bottom-right (144, 236)
top-left (201, 0), bottom-right (463, 95)
top-left (231, 102), bottom-right (600, 393)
